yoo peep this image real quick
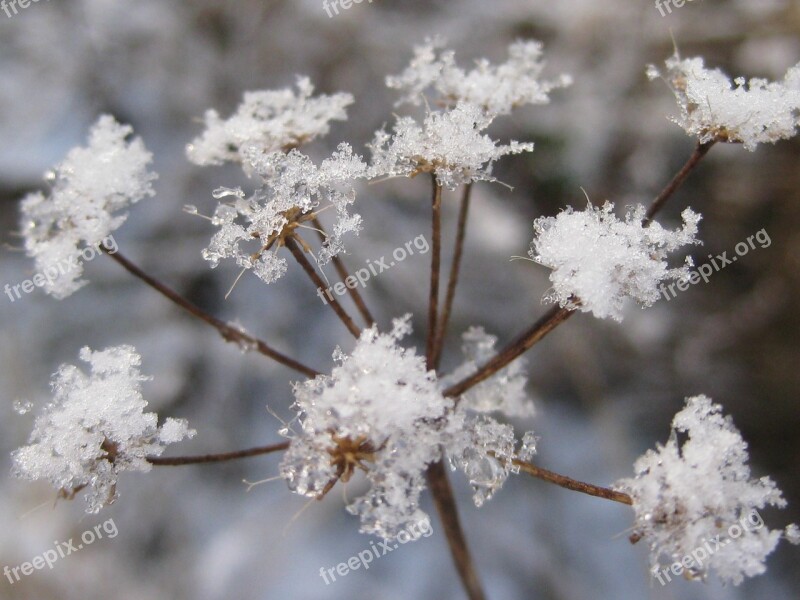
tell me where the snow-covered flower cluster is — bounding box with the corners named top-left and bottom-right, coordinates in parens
top-left (529, 202), bottom-right (701, 320)
top-left (615, 395), bottom-right (795, 585)
top-left (649, 53), bottom-right (800, 151)
top-left (387, 37), bottom-right (572, 117)
top-left (198, 143), bottom-right (368, 284)
top-left (281, 316), bottom-right (534, 537)
top-left (12, 345), bottom-right (194, 514)
top-left (19, 115), bottom-right (156, 298)
top-left (369, 102), bottom-right (534, 190)
top-left (186, 77), bottom-right (353, 169)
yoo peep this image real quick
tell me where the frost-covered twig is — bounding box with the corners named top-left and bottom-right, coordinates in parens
top-left (148, 441), bottom-right (290, 466)
top-left (512, 458), bottom-right (632, 505)
top-left (285, 237), bottom-right (362, 338)
top-left (103, 248), bottom-right (319, 377)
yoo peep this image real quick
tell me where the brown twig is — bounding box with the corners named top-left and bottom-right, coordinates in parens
top-left (147, 441), bottom-right (290, 466)
top-left (285, 237), bottom-right (362, 338)
top-left (645, 140), bottom-right (716, 223)
top-left (310, 217), bottom-right (376, 327)
top-left (426, 460), bottom-right (487, 600)
top-left (432, 182), bottom-right (473, 369)
top-left (426, 177), bottom-right (443, 370)
top-left (103, 248), bottom-right (319, 378)
top-left (513, 458), bottom-right (632, 505)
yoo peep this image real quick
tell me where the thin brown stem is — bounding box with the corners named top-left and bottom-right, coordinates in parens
top-left (310, 217), bottom-right (376, 327)
top-left (103, 248), bottom-right (319, 378)
top-left (426, 460), bottom-right (486, 600)
top-left (432, 182), bottom-right (472, 369)
top-left (426, 177), bottom-right (443, 370)
top-left (513, 458), bottom-right (632, 505)
top-left (445, 141), bottom-right (716, 399)
top-left (285, 237), bottom-right (361, 338)
top-left (147, 441), bottom-right (290, 466)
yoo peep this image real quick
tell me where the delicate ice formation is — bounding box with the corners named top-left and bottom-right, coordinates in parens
top-left (649, 54), bottom-right (800, 151)
top-left (186, 78), bottom-right (353, 169)
top-left (12, 345), bottom-right (194, 513)
top-left (615, 395), bottom-right (793, 585)
top-left (201, 143), bottom-right (367, 284)
top-left (19, 115), bottom-right (156, 298)
top-left (369, 102), bottom-right (534, 189)
top-left (529, 202), bottom-right (701, 320)
top-left (387, 38), bottom-right (572, 117)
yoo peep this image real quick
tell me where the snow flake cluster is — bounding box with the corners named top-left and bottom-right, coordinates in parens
top-left (387, 38), bottom-right (571, 117)
top-left (12, 345), bottom-right (194, 514)
top-left (186, 78), bottom-right (353, 169)
top-left (615, 395), bottom-right (795, 585)
top-left (198, 143), bottom-right (368, 284)
top-left (369, 102), bottom-right (533, 190)
top-left (529, 202), bottom-right (701, 320)
top-left (19, 115), bottom-right (156, 298)
top-left (649, 54), bottom-right (800, 151)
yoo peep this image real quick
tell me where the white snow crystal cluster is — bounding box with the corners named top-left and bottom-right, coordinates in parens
top-left (649, 53), bottom-right (800, 151)
top-left (369, 102), bottom-right (534, 190)
top-left (387, 37), bottom-right (572, 117)
top-left (12, 345), bottom-right (194, 514)
top-left (615, 396), bottom-right (794, 585)
top-left (200, 143), bottom-right (368, 284)
top-left (280, 316), bottom-right (534, 536)
top-left (441, 326), bottom-right (534, 418)
top-left (186, 78), bottom-right (353, 169)
top-left (19, 115), bottom-right (156, 298)
top-left (529, 202), bottom-right (701, 320)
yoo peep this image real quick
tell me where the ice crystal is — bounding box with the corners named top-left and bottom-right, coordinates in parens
top-left (615, 395), bottom-right (792, 585)
top-left (201, 143), bottom-right (367, 285)
top-left (186, 78), bottom-right (353, 169)
top-left (440, 326), bottom-right (534, 418)
top-left (280, 316), bottom-right (452, 539)
top-left (387, 38), bottom-right (572, 117)
top-left (529, 202), bottom-right (701, 321)
top-left (649, 54), bottom-right (800, 151)
top-left (19, 116), bottom-right (156, 298)
top-left (12, 345), bottom-right (194, 513)
top-left (369, 102), bottom-right (534, 190)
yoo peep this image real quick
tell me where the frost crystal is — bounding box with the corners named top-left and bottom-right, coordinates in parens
top-left (387, 38), bottom-right (572, 117)
top-left (280, 316), bottom-right (452, 539)
top-left (529, 202), bottom-right (701, 321)
top-left (186, 78), bottom-right (353, 169)
top-left (11, 346), bottom-right (194, 513)
top-left (369, 102), bottom-right (534, 189)
top-left (615, 395), bottom-right (791, 585)
top-left (440, 326), bottom-right (534, 418)
top-left (201, 143), bottom-right (367, 284)
top-left (650, 54), bottom-right (800, 151)
top-left (19, 116), bottom-right (156, 298)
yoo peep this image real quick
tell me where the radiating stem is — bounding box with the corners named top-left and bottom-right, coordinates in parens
top-left (512, 458), bottom-right (632, 505)
top-left (103, 248), bottom-right (319, 378)
top-left (645, 140), bottom-right (716, 223)
top-left (310, 217), bottom-right (376, 327)
top-left (285, 237), bottom-right (362, 338)
top-left (426, 177), bottom-right (443, 370)
top-left (432, 182), bottom-right (472, 369)
top-left (426, 461), bottom-right (487, 600)
top-left (148, 441), bottom-right (290, 466)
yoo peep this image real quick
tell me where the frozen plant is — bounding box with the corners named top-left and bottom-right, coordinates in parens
top-left (186, 77), bottom-right (353, 171)
top-left (529, 201), bottom-right (701, 320)
top-left (649, 53), bottom-right (800, 151)
top-left (19, 115), bottom-right (156, 298)
top-left (387, 37), bottom-right (572, 117)
top-left (615, 395), bottom-right (794, 585)
top-left (12, 346), bottom-right (194, 514)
